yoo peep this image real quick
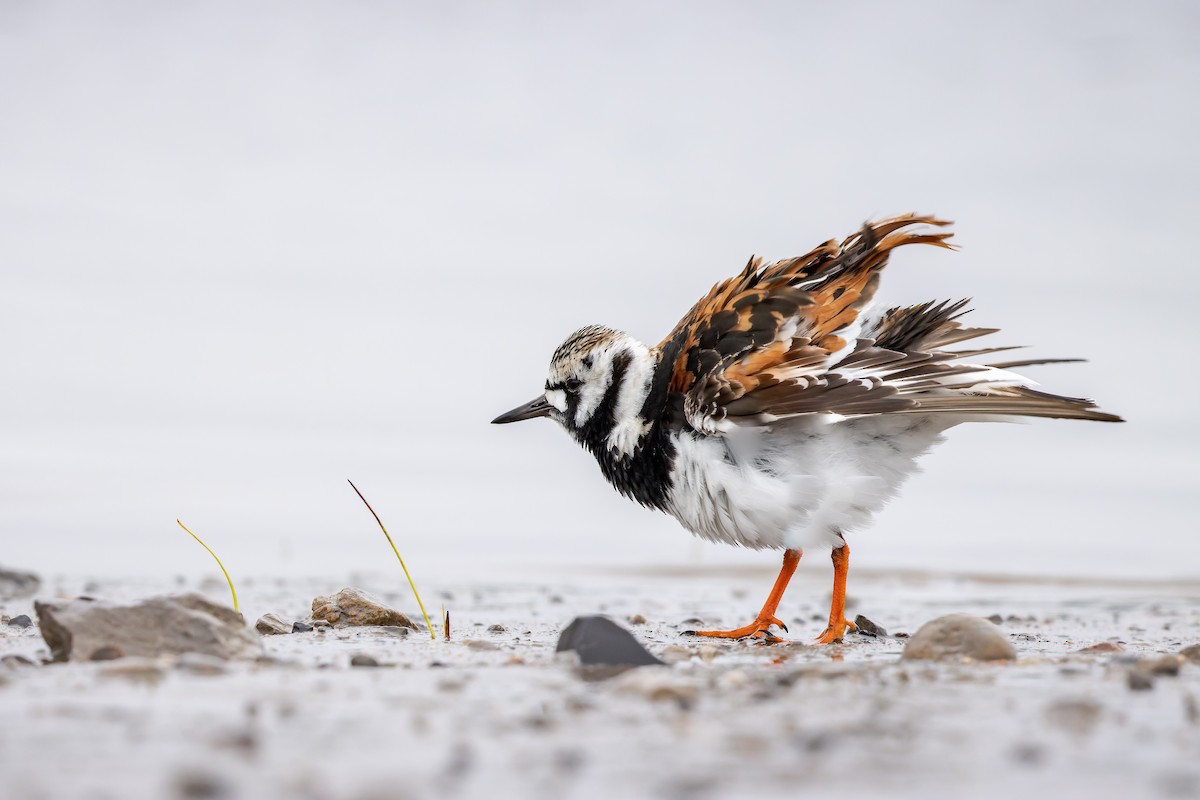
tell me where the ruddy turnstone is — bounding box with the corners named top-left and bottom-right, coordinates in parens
top-left (493, 215), bottom-right (1122, 643)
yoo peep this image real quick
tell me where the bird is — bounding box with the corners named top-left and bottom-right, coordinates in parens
top-left (492, 214), bottom-right (1122, 644)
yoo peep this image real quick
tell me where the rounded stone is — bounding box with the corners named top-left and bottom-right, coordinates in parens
top-left (901, 614), bottom-right (1017, 662)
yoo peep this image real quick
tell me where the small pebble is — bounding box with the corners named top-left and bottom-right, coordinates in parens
top-left (1, 654), bottom-right (36, 668)
top-left (6, 614), bottom-right (32, 629)
top-left (1076, 642), bottom-right (1124, 654)
top-left (291, 621), bottom-right (313, 633)
top-left (853, 614), bottom-right (886, 637)
top-left (350, 654), bottom-right (380, 668)
top-left (487, 624), bottom-right (507, 634)
top-left (629, 614), bottom-right (647, 625)
top-left (464, 639), bottom-right (500, 651)
top-left (1127, 670), bottom-right (1155, 691)
top-left (1139, 655), bottom-right (1184, 677)
top-left (88, 645), bottom-right (125, 661)
top-left (986, 614), bottom-right (1003, 625)
top-left (1180, 644), bottom-right (1200, 664)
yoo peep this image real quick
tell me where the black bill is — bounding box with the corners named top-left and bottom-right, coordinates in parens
top-left (491, 395), bottom-right (553, 424)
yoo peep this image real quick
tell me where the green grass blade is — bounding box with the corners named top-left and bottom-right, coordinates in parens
top-left (347, 480), bottom-right (435, 640)
top-left (175, 519), bottom-right (239, 613)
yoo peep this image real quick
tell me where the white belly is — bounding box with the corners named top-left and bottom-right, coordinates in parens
top-left (663, 415), bottom-right (950, 550)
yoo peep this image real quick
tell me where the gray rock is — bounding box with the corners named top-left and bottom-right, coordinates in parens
top-left (350, 654), bottom-right (380, 667)
top-left (901, 614), bottom-right (1017, 662)
top-left (311, 588), bottom-right (417, 629)
top-left (556, 615), bottom-right (663, 671)
top-left (34, 593), bottom-right (260, 662)
top-left (0, 567), bottom-right (40, 599)
top-left (6, 614), bottom-right (32, 628)
top-left (255, 613), bottom-right (292, 636)
top-left (291, 621), bottom-right (313, 633)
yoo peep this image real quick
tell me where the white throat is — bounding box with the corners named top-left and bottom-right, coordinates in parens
top-left (604, 342), bottom-right (656, 456)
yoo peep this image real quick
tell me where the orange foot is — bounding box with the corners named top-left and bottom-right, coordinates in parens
top-left (684, 616), bottom-right (788, 642)
top-left (813, 618), bottom-right (857, 644)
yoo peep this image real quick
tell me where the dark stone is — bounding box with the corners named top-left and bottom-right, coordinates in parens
top-left (291, 621), bottom-right (313, 633)
top-left (987, 614), bottom-right (1003, 625)
top-left (853, 614), bottom-right (886, 637)
top-left (350, 654), bottom-right (380, 667)
top-left (556, 615), bottom-right (663, 668)
top-left (7, 614), bottom-right (32, 628)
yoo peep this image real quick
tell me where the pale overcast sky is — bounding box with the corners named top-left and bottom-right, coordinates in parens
top-left (2, 2), bottom-right (1197, 582)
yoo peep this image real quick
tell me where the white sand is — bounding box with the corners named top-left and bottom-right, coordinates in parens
top-left (2, 567), bottom-right (1199, 800)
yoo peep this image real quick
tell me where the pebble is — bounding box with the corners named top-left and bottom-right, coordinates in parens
top-left (556, 615), bottom-right (663, 673)
top-left (255, 613), bottom-right (292, 636)
top-left (1127, 670), bottom-right (1155, 691)
top-left (657, 644), bottom-right (693, 664)
top-left (311, 587), bottom-right (417, 629)
top-left (986, 614), bottom-right (1003, 625)
top-left (88, 645), bottom-right (125, 661)
top-left (464, 639), bottom-right (500, 651)
top-left (1, 654), bottom-right (36, 668)
top-left (291, 621), bottom-right (313, 633)
top-left (0, 567), bottom-right (40, 599)
top-left (853, 614), bottom-right (886, 637)
top-left (1180, 644), bottom-right (1200, 664)
top-left (350, 654), bottom-right (380, 668)
top-left (1076, 642), bottom-right (1125, 654)
top-left (98, 658), bottom-right (166, 684)
top-left (487, 624), bottom-right (507, 634)
top-left (175, 653), bottom-right (229, 676)
top-left (612, 668), bottom-right (698, 708)
top-left (628, 614), bottom-right (647, 625)
top-left (901, 614), bottom-right (1017, 662)
top-left (6, 614), bottom-right (32, 628)
top-left (1138, 655), bottom-right (1184, 677)
top-left (1044, 698), bottom-right (1102, 735)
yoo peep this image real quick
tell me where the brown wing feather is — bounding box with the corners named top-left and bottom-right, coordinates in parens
top-left (656, 214), bottom-right (955, 432)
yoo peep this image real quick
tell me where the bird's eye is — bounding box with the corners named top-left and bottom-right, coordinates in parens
top-left (565, 378), bottom-right (584, 393)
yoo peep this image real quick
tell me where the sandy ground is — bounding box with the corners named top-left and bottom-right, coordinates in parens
top-left (2, 567), bottom-right (1199, 800)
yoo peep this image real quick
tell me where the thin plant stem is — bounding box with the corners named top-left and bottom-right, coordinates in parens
top-left (175, 519), bottom-right (239, 613)
top-left (347, 480), bottom-right (435, 640)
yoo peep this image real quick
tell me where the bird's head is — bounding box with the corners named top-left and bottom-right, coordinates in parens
top-left (492, 325), bottom-right (655, 450)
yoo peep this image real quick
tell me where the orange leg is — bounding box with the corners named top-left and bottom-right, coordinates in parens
top-left (814, 539), bottom-right (857, 644)
top-left (687, 549), bottom-right (801, 641)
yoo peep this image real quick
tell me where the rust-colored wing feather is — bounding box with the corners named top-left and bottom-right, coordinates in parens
top-left (656, 214), bottom-right (955, 433)
top-left (654, 215), bottom-right (1121, 433)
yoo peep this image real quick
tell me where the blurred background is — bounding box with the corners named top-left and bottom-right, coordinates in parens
top-left (1, 1), bottom-right (1196, 583)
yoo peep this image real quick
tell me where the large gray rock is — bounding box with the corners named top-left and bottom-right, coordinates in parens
top-left (901, 614), bottom-right (1017, 662)
top-left (35, 593), bottom-right (260, 662)
top-left (311, 587), bottom-right (417, 629)
top-left (0, 567), bottom-right (40, 599)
